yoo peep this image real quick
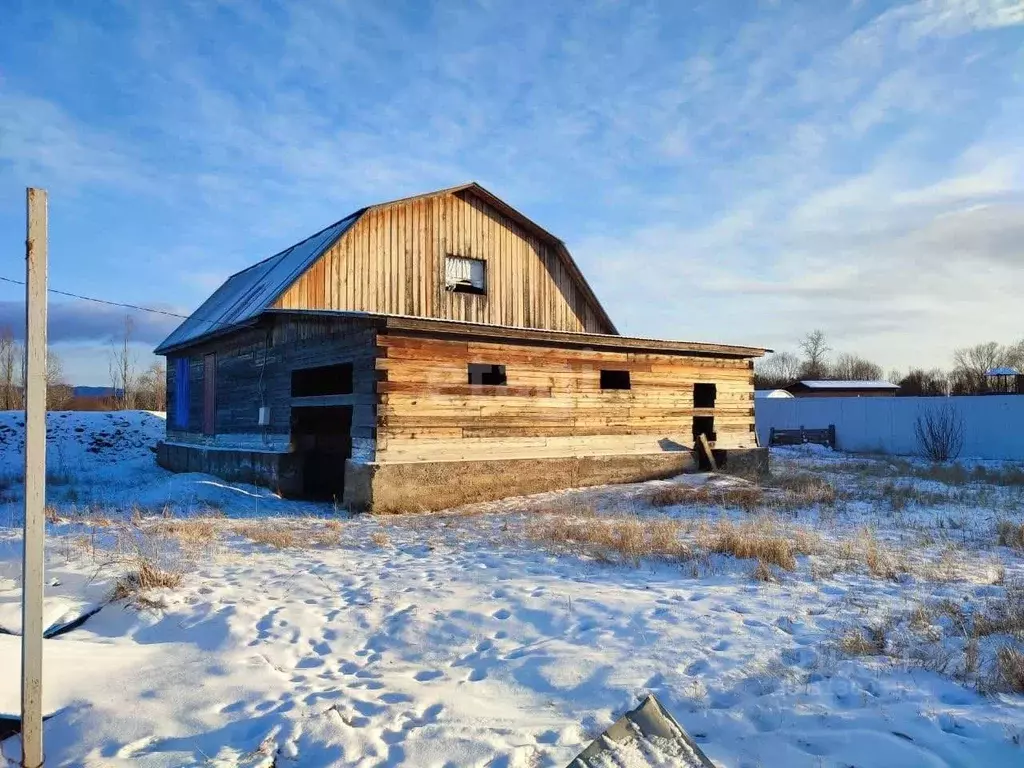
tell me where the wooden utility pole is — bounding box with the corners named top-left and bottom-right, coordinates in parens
top-left (22, 188), bottom-right (47, 768)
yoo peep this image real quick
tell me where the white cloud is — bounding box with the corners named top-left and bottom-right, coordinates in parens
top-left (1, 0), bottom-right (1021, 382)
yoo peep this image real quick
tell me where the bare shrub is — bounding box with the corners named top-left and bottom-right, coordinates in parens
top-left (112, 559), bottom-right (183, 601)
top-left (914, 403), bottom-right (965, 461)
top-left (996, 520), bottom-right (1024, 550)
top-left (370, 530), bottom-right (391, 547)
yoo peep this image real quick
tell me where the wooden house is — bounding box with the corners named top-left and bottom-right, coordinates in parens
top-left (154, 183), bottom-right (768, 512)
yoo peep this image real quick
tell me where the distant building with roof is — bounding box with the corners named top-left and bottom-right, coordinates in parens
top-left (784, 380), bottom-right (899, 398)
top-left (985, 367), bottom-right (1023, 394)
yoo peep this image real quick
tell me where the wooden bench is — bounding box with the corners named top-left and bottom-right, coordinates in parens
top-left (769, 424), bottom-right (836, 448)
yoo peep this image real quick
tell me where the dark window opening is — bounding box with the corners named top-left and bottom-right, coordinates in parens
top-left (692, 416), bottom-right (716, 443)
top-left (468, 363), bottom-right (507, 386)
top-left (291, 363), bottom-right (354, 397)
top-left (600, 370), bottom-right (631, 390)
top-left (694, 382), bottom-right (717, 408)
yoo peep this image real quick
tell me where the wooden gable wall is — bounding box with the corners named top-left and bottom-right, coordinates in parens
top-left (272, 190), bottom-right (613, 333)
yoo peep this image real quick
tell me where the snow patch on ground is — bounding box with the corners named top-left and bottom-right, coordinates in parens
top-left (0, 412), bottom-right (1023, 766)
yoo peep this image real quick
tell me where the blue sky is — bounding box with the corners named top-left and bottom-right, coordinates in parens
top-left (1, 0), bottom-right (1022, 385)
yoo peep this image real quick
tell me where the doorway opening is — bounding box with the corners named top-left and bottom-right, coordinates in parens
top-left (291, 405), bottom-right (352, 500)
top-left (692, 415), bottom-right (717, 470)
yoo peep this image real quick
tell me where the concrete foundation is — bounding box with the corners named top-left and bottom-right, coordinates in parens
top-left (158, 441), bottom-right (768, 513)
top-left (156, 441), bottom-right (304, 497)
top-left (343, 448), bottom-right (768, 514)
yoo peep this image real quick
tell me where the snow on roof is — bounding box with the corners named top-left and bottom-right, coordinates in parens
top-left (986, 367), bottom-right (1020, 376)
top-left (795, 380), bottom-right (899, 389)
top-left (754, 389), bottom-right (795, 398)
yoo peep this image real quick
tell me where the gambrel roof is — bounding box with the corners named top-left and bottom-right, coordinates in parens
top-left (155, 183), bottom-right (615, 354)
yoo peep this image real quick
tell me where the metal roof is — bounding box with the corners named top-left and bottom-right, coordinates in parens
top-left (986, 367), bottom-right (1020, 376)
top-left (154, 212), bottom-right (360, 354)
top-left (794, 380), bottom-right (899, 389)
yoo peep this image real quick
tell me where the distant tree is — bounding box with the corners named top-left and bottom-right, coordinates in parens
top-left (0, 328), bottom-right (22, 409)
top-left (108, 315), bottom-right (138, 409)
top-left (898, 368), bottom-right (948, 397)
top-left (136, 360), bottom-right (167, 411)
top-left (46, 350), bottom-right (73, 410)
top-left (951, 341), bottom-right (1012, 394)
top-left (1006, 339), bottom-right (1024, 370)
top-left (754, 350), bottom-right (802, 390)
top-left (798, 329), bottom-right (831, 379)
top-left (830, 353), bottom-right (883, 381)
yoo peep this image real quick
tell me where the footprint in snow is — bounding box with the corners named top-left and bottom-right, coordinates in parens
top-left (492, 608), bottom-right (512, 620)
top-left (413, 670), bottom-right (444, 682)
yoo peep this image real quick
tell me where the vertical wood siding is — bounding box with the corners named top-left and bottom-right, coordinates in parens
top-left (273, 191), bottom-right (611, 333)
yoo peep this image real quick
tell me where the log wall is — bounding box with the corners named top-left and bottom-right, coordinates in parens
top-left (375, 332), bottom-right (757, 462)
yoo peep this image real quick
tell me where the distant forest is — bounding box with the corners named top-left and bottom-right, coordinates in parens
top-left (0, 319), bottom-right (166, 411)
top-left (755, 330), bottom-right (1024, 396)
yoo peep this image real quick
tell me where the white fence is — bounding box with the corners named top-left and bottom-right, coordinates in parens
top-left (755, 395), bottom-right (1024, 461)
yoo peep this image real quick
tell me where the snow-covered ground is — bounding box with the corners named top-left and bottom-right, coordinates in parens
top-left (1, 412), bottom-right (1024, 767)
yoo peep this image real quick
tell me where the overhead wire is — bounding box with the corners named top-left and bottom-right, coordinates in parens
top-left (0, 275), bottom-right (237, 332)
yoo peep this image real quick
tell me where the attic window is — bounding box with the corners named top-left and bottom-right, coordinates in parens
top-left (445, 256), bottom-right (486, 294)
top-left (468, 363), bottom-right (506, 386)
top-left (600, 370), bottom-right (631, 390)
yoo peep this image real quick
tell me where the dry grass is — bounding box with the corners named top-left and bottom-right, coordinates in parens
top-left (525, 514), bottom-right (689, 564)
top-left (647, 474), bottom-right (838, 515)
top-left (996, 520), bottom-right (1024, 550)
top-left (700, 518), bottom-right (819, 571)
top-left (232, 521), bottom-right (343, 549)
top-left (234, 523), bottom-right (298, 549)
top-left (838, 527), bottom-right (910, 580)
top-left (147, 518), bottom-right (220, 553)
top-left (769, 473), bottom-right (839, 507)
top-left (370, 530), bottom-right (391, 547)
top-left (838, 626), bottom-right (887, 656)
top-left (648, 484), bottom-right (766, 512)
top-left (751, 559), bottom-right (779, 582)
top-left (112, 559), bottom-right (183, 601)
top-left (844, 588), bottom-right (1024, 693)
top-left (994, 647), bottom-right (1024, 693)
top-left (972, 588), bottom-right (1024, 639)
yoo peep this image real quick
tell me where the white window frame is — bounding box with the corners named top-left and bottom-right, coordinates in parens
top-left (445, 255), bottom-right (486, 294)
